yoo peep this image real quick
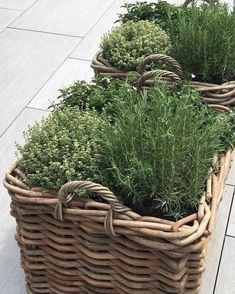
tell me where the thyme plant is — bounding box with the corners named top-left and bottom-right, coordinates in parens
top-left (17, 108), bottom-right (102, 191)
top-left (101, 20), bottom-right (171, 71)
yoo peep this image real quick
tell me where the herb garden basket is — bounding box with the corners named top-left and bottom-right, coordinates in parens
top-left (91, 52), bottom-right (235, 107)
top-left (4, 145), bottom-right (233, 294)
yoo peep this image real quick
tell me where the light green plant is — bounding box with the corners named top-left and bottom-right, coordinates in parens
top-left (17, 108), bottom-right (102, 191)
top-left (101, 20), bottom-right (171, 71)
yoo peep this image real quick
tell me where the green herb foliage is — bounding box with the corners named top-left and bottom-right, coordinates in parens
top-left (54, 76), bottom-right (136, 119)
top-left (118, 1), bottom-right (187, 33)
top-left (17, 108), bottom-right (102, 191)
top-left (98, 85), bottom-right (231, 219)
top-left (17, 78), bottom-right (235, 220)
top-left (101, 20), bottom-right (171, 71)
top-left (169, 4), bottom-right (235, 83)
top-left (119, 2), bottom-right (235, 83)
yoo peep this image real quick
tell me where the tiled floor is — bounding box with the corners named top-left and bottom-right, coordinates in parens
top-left (0, 1), bottom-right (234, 293)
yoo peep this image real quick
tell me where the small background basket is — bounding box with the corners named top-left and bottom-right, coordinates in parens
top-left (91, 52), bottom-right (235, 107)
top-left (4, 145), bottom-right (233, 293)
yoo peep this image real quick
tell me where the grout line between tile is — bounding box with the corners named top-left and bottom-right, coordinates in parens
top-left (0, 7), bottom-right (23, 12)
top-left (1, 15), bottom-right (85, 139)
top-left (1, 0), bottom-right (39, 33)
top-left (225, 183), bottom-right (235, 187)
top-left (69, 0), bottom-right (116, 57)
top-left (225, 234), bottom-right (235, 238)
top-left (7, 26), bottom-right (83, 38)
top-left (26, 38), bottom-right (83, 106)
top-left (26, 106), bottom-right (50, 112)
top-left (213, 187), bottom-right (235, 293)
top-left (68, 56), bottom-right (91, 62)
top-left (0, 106), bottom-right (47, 139)
top-left (84, 0), bottom-right (116, 39)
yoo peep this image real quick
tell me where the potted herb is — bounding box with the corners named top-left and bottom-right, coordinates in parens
top-left (90, 20), bottom-right (176, 79)
top-left (118, 2), bottom-right (235, 106)
top-left (4, 79), bottom-right (234, 293)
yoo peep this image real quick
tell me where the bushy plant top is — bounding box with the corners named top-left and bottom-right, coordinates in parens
top-left (17, 78), bottom-right (235, 220)
top-left (17, 108), bottom-right (102, 191)
top-left (54, 76), bottom-right (136, 119)
top-left (169, 3), bottom-right (235, 83)
top-left (118, 1), bottom-right (187, 33)
top-left (101, 20), bottom-right (171, 71)
top-left (119, 2), bottom-right (235, 83)
top-left (98, 85), bottom-right (233, 219)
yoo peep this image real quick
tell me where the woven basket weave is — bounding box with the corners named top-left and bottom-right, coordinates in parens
top-left (4, 147), bottom-right (233, 294)
top-left (91, 52), bottom-right (235, 107)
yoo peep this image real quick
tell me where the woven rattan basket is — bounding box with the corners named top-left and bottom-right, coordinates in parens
top-left (91, 52), bottom-right (235, 107)
top-left (4, 146), bottom-right (233, 294)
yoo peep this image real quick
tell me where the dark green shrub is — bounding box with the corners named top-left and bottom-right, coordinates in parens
top-left (169, 4), bottom-right (235, 83)
top-left (118, 1), bottom-right (187, 33)
top-left (98, 85), bottom-right (232, 219)
top-left (118, 2), bottom-right (235, 83)
top-left (53, 76), bottom-right (136, 119)
top-left (101, 20), bottom-right (171, 71)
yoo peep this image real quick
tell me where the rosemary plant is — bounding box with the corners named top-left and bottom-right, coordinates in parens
top-left (98, 85), bottom-right (229, 219)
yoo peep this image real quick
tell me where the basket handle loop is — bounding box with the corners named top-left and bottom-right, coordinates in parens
top-left (138, 54), bottom-right (184, 79)
top-left (136, 69), bottom-right (181, 91)
top-left (54, 180), bottom-right (130, 236)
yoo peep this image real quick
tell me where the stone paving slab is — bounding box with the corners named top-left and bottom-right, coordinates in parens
top-left (11, 0), bottom-right (114, 37)
top-left (0, 8), bottom-right (21, 32)
top-left (0, 0), bottom-right (37, 11)
top-left (201, 185), bottom-right (235, 294)
top-left (0, 28), bottom-right (79, 135)
top-left (0, 107), bottom-right (47, 294)
top-left (29, 59), bottom-right (93, 110)
top-left (70, 0), bottom-right (122, 60)
top-left (214, 236), bottom-right (235, 293)
top-left (0, 1), bottom-right (235, 293)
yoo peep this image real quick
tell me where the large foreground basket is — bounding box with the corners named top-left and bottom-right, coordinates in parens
top-left (91, 52), bottom-right (235, 107)
top-left (4, 149), bottom-right (233, 294)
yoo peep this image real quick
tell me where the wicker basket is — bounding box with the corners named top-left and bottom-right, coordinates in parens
top-left (4, 147), bottom-right (233, 294)
top-left (91, 51), bottom-right (131, 79)
top-left (91, 52), bottom-right (235, 107)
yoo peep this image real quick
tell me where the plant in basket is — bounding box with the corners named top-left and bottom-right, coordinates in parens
top-left (118, 2), bottom-right (235, 106)
top-left (118, 0), bottom-right (188, 33)
top-left (17, 79), bottom-right (235, 214)
top-left (91, 20), bottom-right (172, 78)
top-left (4, 78), bottom-right (235, 293)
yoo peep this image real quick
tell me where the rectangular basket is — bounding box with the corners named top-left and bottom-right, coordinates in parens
top-left (4, 150), bottom-right (233, 294)
top-left (91, 52), bottom-right (235, 108)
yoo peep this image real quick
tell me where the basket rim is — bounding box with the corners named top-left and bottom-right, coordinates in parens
top-left (91, 50), bottom-right (235, 86)
top-left (91, 51), bottom-right (235, 106)
top-left (4, 149), bottom-right (233, 250)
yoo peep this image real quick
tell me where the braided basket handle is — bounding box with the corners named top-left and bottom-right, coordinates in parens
top-left (138, 54), bottom-right (184, 79)
top-left (54, 180), bottom-right (130, 236)
top-left (136, 69), bottom-right (181, 91)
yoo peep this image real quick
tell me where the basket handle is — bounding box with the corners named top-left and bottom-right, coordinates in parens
top-left (138, 54), bottom-right (184, 79)
top-left (136, 69), bottom-right (181, 91)
top-left (54, 180), bottom-right (130, 236)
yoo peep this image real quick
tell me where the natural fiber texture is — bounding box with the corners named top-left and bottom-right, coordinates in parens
top-left (4, 148), bottom-right (233, 294)
top-left (91, 51), bottom-right (129, 79)
top-left (91, 52), bottom-right (235, 106)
